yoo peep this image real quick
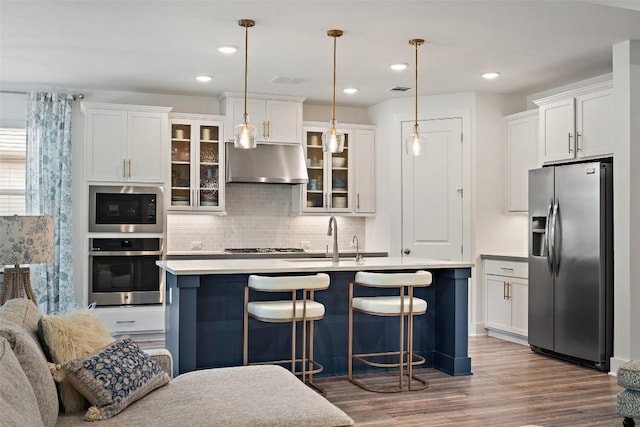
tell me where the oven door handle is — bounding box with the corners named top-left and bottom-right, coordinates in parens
top-left (89, 250), bottom-right (163, 256)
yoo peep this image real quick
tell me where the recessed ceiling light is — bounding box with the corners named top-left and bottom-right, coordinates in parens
top-left (390, 63), bottom-right (408, 71)
top-left (482, 72), bottom-right (500, 80)
top-left (218, 45), bottom-right (237, 54)
top-left (196, 75), bottom-right (212, 82)
top-left (343, 88), bottom-right (358, 94)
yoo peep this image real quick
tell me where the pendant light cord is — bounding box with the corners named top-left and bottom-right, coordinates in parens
top-left (414, 40), bottom-right (418, 128)
top-left (332, 33), bottom-right (337, 123)
top-left (243, 23), bottom-right (249, 124)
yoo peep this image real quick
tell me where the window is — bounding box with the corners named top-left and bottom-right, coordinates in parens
top-left (0, 127), bottom-right (26, 215)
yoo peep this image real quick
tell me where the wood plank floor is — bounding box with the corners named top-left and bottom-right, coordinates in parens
top-left (314, 336), bottom-right (623, 426)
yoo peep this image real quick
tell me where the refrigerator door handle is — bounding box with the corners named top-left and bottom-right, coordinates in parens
top-left (551, 200), bottom-right (560, 276)
top-left (545, 201), bottom-right (554, 273)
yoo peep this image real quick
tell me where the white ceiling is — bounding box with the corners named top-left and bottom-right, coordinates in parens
top-left (1, 1), bottom-right (640, 108)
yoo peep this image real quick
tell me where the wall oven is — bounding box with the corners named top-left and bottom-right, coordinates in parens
top-left (89, 185), bottom-right (163, 233)
top-left (89, 238), bottom-right (163, 306)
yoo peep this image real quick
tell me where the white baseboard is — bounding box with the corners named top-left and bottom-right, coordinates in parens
top-left (486, 328), bottom-right (529, 346)
top-left (469, 321), bottom-right (486, 336)
top-left (609, 357), bottom-right (629, 376)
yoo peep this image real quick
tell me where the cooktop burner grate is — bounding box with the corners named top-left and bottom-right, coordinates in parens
top-left (224, 248), bottom-right (306, 253)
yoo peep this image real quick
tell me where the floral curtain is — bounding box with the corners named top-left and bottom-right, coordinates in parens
top-left (26, 92), bottom-right (75, 314)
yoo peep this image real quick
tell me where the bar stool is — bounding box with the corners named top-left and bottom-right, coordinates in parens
top-left (348, 270), bottom-right (432, 393)
top-left (243, 273), bottom-right (330, 391)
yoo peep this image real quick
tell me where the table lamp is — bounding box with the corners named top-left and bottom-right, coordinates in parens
top-left (0, 215), bottom-right (54, 305)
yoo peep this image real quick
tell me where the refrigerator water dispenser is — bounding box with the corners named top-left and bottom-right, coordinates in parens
top-left (531, 216), bottom-right (548, 257)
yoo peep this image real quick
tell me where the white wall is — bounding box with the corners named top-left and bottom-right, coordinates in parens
top-left (366, 91), bottom-right (529, 335)
top-left (302, 103), bottom-right (373, 125)
top-left (610, 40), bottom-right (640, 371)
top-left (0, 92), bottom-right (27, 127)
top-left (470, 92), bottom-right (529, 334)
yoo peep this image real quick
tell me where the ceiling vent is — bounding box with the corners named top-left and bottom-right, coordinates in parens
top-left (270, 76), bottom-right (307, 84)
top-left (388, 86), bottom-right (411, 92)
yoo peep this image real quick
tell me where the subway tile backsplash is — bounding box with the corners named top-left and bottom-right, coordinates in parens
top-left (166, 183), bottom-right (365, 252)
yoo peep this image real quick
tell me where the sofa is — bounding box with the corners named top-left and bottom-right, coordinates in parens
top-left (0, 298), bottom-right (354, 427)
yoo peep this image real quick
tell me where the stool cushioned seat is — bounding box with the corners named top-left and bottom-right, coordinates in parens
top-left (619, 360), bottom-right (640, 391)
top-left (617, 359), bottom-right (640, 425)
top-left (249, 274), bottom-right (330, 291)
top-left (352, 296), bottom-right (427, 315)
top-left (248, 300), bottom-right (326, 321)
top-left (355, 270), bottom-right (431, 287)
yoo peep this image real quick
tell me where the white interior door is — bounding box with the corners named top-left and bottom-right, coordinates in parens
top-left (401, 118), bottom-right (463, 260)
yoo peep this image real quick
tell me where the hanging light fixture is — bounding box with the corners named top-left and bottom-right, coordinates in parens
top-left (406, 38), bottom-right (426, 156)
top-left (234, 19), bottom-right (257, 149)
top-left (322, 29), bottom-right (345, 153)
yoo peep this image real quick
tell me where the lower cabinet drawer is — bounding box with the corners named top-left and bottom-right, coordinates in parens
top-left (94, 306), bottom-right (165, 334)
top-left (484, 259), bottom-right (528, 278)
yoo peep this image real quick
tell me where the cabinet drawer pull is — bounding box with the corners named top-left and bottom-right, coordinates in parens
top-left (116, 320), bottom-right (136, 324)
top-left (503, 282), bottom-right (507, 300)
top-left (123, 158), bottom-right (127, 179)
top-left (500, 267), bottom-right (514, 271)
top-left (357, 193), bottom-right (360, 210)
top-left (128, 159), bottom-right (132, 178)
top-left (568, 133), bottom-right (573, 153)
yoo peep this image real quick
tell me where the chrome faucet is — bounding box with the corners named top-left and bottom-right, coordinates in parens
top-left (352, 235), bottom-right (364, 265)
top-left (327, 216), bottom-right (339, 262)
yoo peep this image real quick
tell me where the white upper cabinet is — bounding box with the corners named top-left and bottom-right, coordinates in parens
top-left (534, 81), bottom-right (613, 165)
top-left (504, 110), bottom-right (538, 213)
top-left (296, 122), bottom-right (375, 216)
top-left (219, 93), bottom-right (304, 144)
top-left (82, 102), bottom-right (172, 183)
top-left (168, 113), bottom-right (225, 213)
top-left (354, 129), bottom-right (376, 214)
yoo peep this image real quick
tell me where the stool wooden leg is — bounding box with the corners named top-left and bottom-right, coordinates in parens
top-left (291, 291), bottom-right (297, 375)
top-left (399, 286), bottom-right (405, 392)
top-left (408, 286), bottom-right (414, 390)
top-left (348, 282), bottom-right (354, 381)
top-left (302, 291), bottom-right (308, 384)
top-left (243, 286), bottom-right (249, 366)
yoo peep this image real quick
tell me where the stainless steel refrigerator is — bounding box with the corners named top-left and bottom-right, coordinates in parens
top-left (528, 161), bottom-right (613, 371)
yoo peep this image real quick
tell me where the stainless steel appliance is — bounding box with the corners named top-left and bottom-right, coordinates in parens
top-left (226, 142), bottom-right (308, 184)
top-left (89, 238), bottom-right (163, 306)
top-left (89, 185), bottom-right (163, 233)
top-left (528, 161), bottom-right (613, 371)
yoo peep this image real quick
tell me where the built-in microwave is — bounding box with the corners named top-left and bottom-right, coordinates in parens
top-left (89, 185), bottom-right (164, 233)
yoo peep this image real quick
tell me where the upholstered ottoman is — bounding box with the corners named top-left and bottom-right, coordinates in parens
top-left (618, 360), bottom-right (640, 426)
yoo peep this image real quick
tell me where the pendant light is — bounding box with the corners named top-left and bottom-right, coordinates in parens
top-left (234, 19), bottom-right (257, 149)
top-left (406, 38), bottom-right (426, 156)
top-left (322, 29), bottom-right (345, 153)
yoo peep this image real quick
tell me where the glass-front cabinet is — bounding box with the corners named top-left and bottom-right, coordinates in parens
top-left (168, 114), bottom-right (225, 212)
top-left (302, 125), bottom-right (352, 213)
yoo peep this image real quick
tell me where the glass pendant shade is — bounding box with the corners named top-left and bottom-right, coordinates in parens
top-left (322, 119), bottom-right (345, 153)
top-left (234, 114), bottom-right (257, 149)
top-left (405, 124), bottom-right (426, 156)
top-left (234, 19), bottom-right (256, 149)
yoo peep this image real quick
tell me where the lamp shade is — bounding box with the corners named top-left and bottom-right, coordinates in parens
top-left (0, 215), bottom-right (54, 265)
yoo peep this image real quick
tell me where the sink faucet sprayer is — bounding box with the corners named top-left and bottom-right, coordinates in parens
top-left (327, 216), bottom-right (339, 262)
top-left (352, 235), bottom-right (364, 265)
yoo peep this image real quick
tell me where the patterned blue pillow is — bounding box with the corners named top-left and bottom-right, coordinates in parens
top-left (61, 336), bottom-right (170, 421)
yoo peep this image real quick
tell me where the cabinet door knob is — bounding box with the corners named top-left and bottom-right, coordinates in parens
top-left (403, 248), bottom-right (411, 255)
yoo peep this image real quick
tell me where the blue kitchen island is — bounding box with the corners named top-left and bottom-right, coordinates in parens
top-left (156, 257), bottom-right (473, 378)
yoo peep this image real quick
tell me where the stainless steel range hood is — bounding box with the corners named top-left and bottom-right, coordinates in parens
top-left (226, 141), bottom-right (309, 184)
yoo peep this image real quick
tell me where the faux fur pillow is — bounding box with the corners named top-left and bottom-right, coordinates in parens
top-left (38, 310), bottom-right (114, 414)
top-left (62, 337), bottom-right (170, 421)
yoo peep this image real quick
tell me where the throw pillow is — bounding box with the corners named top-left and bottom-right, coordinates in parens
top-left (0, 337), bottom-right (46, 427)
top-left (0, 319), bottom-right (58, 427)
top-left (0, 297), bottom-right (45, 357)
top-left (62, 336), bottom-right (171, 421)
top-left (38, 309), bottom-right (114, 414)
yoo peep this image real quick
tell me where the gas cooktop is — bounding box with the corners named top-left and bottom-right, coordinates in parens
top-left (224, 248), bottom-right (306, 254)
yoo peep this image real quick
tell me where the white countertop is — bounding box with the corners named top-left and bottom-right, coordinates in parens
top-left (156, 257), bottom-right (474, 275)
